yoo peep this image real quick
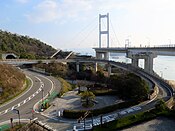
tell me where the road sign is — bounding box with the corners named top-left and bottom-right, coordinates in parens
top-left (12, 109), bottom-right (19, 114)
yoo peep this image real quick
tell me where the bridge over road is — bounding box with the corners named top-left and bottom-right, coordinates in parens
top-left (94, 46), bottom-right (175, 74)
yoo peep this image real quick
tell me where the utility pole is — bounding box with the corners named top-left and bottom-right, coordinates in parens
top-left (41, 87), bottom-right (44, 109)
top-left (10, 118), bottom-right (13, 128)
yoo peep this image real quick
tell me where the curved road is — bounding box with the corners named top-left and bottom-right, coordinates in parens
top-left (0, 60), bottom-right (173, 130)
top-left (0, 70), bottom-right (58, 124)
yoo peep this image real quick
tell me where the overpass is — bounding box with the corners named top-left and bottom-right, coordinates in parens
top-left (0, 59), bottom-right (118, 77)
top-left (94, 46), bottom-right (175, 74)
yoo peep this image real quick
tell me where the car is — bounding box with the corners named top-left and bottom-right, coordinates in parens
top-left (132, 106), bottom-right (141, 111)
top-left (119, 111), bottom-right (127, 115)
top-left (126, 108), bottom-right (135, 113)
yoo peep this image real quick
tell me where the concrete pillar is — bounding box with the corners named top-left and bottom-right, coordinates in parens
top-left (94, 62), bottom-right (98, 72)
top-left (104, 52), bottom-right (109, 60)
top-left (131, 58), bottom-right (139, 67)
top-left (144, 55), bottom-right (154, 74)
top-left (107, 63), bottom-right (111, 77)
top-left (96, 52), bottom-right (103, 59)
top-left (76, 62), bottom-right (80, 72)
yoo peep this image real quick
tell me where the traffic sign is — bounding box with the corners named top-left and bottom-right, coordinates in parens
top-left (12, 109), bottom-right (19, 114)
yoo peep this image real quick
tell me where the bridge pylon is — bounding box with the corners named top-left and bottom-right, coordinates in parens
top-left (99, 13), bottom-right (109, 48)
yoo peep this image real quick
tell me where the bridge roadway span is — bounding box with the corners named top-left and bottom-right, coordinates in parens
top-left (0, 59), bottom-right (117, 65)
top-left (94, 46), bottom-right (175, 74)
top-left (0, 59), bottom-right (173, 130)
top-left (94, 47), bottom-right (175, 56)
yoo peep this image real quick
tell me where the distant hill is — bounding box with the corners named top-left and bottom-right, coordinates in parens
top-left (0, 30), bottom-right (56, 59)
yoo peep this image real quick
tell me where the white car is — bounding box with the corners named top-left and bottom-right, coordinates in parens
top-left (119, 111), bottom-right (127, 115)
top-left (126, 108), bottom-right (135, 113)
top-left (132, 106), bottom-right (141, 111)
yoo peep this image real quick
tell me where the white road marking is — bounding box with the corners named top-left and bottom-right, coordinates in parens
top-left (28, 97), bottom-right (31, 100)
top-left (25, 98), bottom-right (29, 102)
top-left (30, 95), bottom-right (33, 99)
top-left (35, 76), bottom-right (41, 82)
top-left (33, 75), bottom-right (54, 113)
top-left (11, 106), bottom-right (15, 110)
top-left (0, 76), bottom-right (33, 109)
top-left (4, 109), bottom-right (8, 113)
top-left (0, 75), bottom-right (46, 116)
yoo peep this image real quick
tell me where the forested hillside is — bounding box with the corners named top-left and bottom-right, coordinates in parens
top-left (0, 64), bottom-right (26, 104)
top-left (0, 30), bottom-right (56, 59)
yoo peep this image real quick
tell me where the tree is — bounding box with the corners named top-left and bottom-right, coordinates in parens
top-left (109, 73), bottom-right (149, 101)
top-left (155, 99), bottom-right (167, 111)
top-left (80, 91), bottom-right (95, 107)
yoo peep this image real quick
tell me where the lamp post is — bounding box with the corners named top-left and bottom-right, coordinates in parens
top-left (41, 87), bottom-right (44, 110)
top-left (10, 118), bottom-right (13, 128)
top-left (42, 87), bottom-right (44, 102)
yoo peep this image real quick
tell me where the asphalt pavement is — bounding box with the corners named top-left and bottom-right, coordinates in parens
top-left (0, 70), bottom-right (55, 123)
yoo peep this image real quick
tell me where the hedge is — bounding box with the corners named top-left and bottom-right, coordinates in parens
top-left (63, 100), bottom-right (139, 119)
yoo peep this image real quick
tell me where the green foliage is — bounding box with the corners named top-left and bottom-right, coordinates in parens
top-left (155, 99), bottom-right (168, 112)
top-left (109, 73), bottom-right (149, 101)
top-left (63, 100), bottom-right (139, 119)
top-left (92, 89), bottom-right (117, 96)
top-left (80, 91), bottom-right (95, 99)
top-left (80, 91), bottom-right (95, 107)
top-left (63, 110), bottom-right (87, 119)
top-left (35, 62), bottom-right (68, 77)
top-left (20, 53), bottom-right (36, 59)
top-left (0, 30), bottom-right (56, 59)
top-left (58, 77), bottom-right (73, 96)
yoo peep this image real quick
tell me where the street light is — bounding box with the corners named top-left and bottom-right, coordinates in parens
top-left (41, 87), bottom-right (44, 110)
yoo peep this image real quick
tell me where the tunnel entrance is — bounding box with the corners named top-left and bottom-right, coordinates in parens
top-left (6, 54), bottom-right (16, 59)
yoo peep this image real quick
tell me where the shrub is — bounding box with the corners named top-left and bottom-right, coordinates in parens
top-left (58, 77), bottom-right (74, 96)
top-left (63, 100), bottom-right (139, 119)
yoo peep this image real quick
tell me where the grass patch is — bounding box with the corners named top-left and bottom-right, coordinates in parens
top-left (57, 77), bottom-right (75, 96)
top-left (0, 78), bottom-right (31, 106)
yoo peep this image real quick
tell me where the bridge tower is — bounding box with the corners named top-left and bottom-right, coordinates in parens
top-left (99, 13), bottom-right (109, 48)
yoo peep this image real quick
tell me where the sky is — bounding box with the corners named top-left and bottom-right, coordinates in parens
top-left (1, 0), bottom-right (175, 51)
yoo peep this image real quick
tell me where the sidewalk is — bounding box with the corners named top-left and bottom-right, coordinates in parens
top-left (40, 89), bottom-right (123, 130)
top-left (42, 88), bottom-right (119, 120)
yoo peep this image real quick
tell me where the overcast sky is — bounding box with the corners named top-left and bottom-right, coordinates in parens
top-left (1, 0), bottom-right (175, 50)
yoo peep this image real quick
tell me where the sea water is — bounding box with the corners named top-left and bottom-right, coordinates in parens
top-left (110, 53), bottom-right (175, 80)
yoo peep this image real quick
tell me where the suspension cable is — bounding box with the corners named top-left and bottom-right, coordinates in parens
top-left (110, 19), bottom-right (121, 47)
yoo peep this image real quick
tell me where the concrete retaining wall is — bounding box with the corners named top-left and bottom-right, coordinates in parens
top-left (149, 85), bottom-right (159, 100)
top-left (165, 97), bottom-right (175, 109)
